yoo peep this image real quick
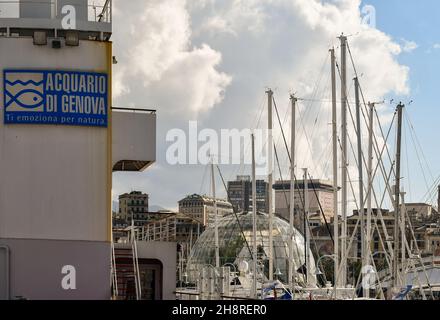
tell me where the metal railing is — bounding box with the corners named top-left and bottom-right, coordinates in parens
top-left (112, 107), bottom-right (157, 114)
top-left (0, 0), bottom-right (112, 23)
top-left (131, 240), bottom-right (142, 300)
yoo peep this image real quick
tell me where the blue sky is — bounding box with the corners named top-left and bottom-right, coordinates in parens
top-left (362, 0), bottom-right (440, 203)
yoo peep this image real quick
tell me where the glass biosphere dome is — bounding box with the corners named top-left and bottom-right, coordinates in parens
top-left (186, 212), bottom-right (316, 286)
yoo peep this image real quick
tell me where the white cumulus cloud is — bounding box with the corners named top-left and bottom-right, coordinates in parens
top-left (112, 0), bottom-right (231, 115)
top-left (401, 38), bottom-right (418, 53)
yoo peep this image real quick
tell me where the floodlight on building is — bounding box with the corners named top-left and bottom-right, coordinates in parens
top-left (65, 31), bottom-right (79, 47)
top-left (33, 31), bottom-right (47, 46)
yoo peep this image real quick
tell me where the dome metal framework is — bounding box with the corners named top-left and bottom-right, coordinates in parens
top-left (186, 212), bottom-right (316, 286)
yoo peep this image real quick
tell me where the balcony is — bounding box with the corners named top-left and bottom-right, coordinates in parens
top-left (0, 0), bottom-right (111, 36)
top-left (112, 108), bottom-right (156, 172)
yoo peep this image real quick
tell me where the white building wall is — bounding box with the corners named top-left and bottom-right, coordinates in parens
top-left (0, 37), bottom-right (110, 242)
top-left (275, 189), bottom-right (334, 221)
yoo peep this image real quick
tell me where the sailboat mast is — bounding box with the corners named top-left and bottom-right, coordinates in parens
top-left (251, 134), bottom-right (258, 298)
top-left (303, 168), bottom-right (310, 284)
top-left (267, 89), bottom-right (274, 281)
top-left (330, 48), bottom-right (339, 289)
top-left (393, 103), bottom-right (404, 288)
top-left (354, 77), bottom-right (366, 297)
top-left (211, 160), bottom-right (220, 269)
top-left (339, 34), bottom-right (348, 287)
top-left (366, 102), bottom-right (374, 299)
top-left (401, 191), bottom-right (406, 274)
top-left (289, 94), bottom-right (297, 297)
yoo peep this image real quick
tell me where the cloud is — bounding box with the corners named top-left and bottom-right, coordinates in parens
top-left (199, 16), bottom-right (237, 37)
top-left (112, 0), bottom-right (231, 115)
top-left (401, 39), bottom-right (418, 53)
top-left (434, 44), bottom-right (440, 49)
top-left (112, 0), bottom-right (411, 211)
top-left (190, 0), bottom-right (409, 98)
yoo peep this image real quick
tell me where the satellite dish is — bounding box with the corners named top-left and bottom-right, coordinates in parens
top-left (238, 260), bottom-right (249, 273)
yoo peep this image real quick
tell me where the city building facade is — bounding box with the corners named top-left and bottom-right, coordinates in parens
top-left (227, 175), bottom-right (269, 213)
top-left (119, 191), bottom-right (149, 226)
top-left (405, 203), bottom-right (439, 225)
top-left (347, 203), bottom-right (440, 259)
top-left (273, 179), bottom-right (335, 229)
top-left (425, 225), bottom-right (440, 256)
top-left (347, 209), bottom-right (393, 260)
top-left (178, 194), bottom-right (233, 226)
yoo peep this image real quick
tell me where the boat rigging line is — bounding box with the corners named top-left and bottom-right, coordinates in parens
top-left (215, 165), bottom-right (254, 262)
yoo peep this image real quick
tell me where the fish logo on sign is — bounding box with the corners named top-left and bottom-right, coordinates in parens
top-left (3, 70), bottom-right (108, 127)
top-left (5, 72), bottom-right (45, 112)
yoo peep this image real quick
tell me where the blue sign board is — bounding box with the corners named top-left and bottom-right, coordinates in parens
top-left (3, 70), bottom-right (108, 127)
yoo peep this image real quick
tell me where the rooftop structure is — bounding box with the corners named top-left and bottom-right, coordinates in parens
top-left (0, 0), bottom-right (111, 39)
top-left (178, 194), bottom-right (233, 226)
top-left (273, 179), bottom-right (335, 229)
